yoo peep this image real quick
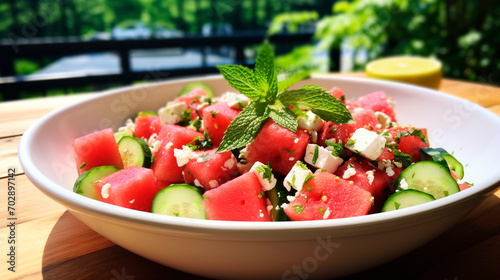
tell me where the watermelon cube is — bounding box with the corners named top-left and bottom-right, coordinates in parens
top-left (94, 167), bottom-right (158, 212)
top-left (203, 172), bottom-right (272, 221)
top-left (284, 171), bottom-right (372, 221)
top-left (151, 125), bottom-right (203, 188)
top-left (184, 148), bottom-right (239, 190)
top-left (327, 87), bottom-right (346, 103)
top-left (243, 119), bottom-right (309, 176)
top-left (335, 157), bottom-right (391, 211)
top-left (351, 91), bottom-right (397, 122)
top-left (173, 87), bottom-right (210, 120)
top-left (202, 102), bottom-right (241, 146)
top-left (73, 128), bottom-right (124, 175)
top-left (134, 115), bottom-right (162, 140)
top-left (318, 108), bottom-right (379, 147)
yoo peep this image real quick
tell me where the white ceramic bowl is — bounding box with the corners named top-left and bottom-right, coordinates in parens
top-left (19, 75), bottom-right (500, 280)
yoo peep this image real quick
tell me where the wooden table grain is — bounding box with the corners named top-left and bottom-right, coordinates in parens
top-left (2, 74), bottom-right (500, 280)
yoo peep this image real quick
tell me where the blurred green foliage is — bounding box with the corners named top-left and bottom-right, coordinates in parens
top-left (269, 0), bottom-right (499, 83)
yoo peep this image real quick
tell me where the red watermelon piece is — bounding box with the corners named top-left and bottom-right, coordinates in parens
top-left (174, 87), bottom-right (210, 120)
top-left (202, 102), bottom-right (241, 146)
top-left (134, 115), bottom-right (162, 140)
top-left (318, 108), bottom-right (378, 147)
top-left (94, 167), bottom-right (158, 212)
top-left (327, 87), bottom-right (346, 103)
top-left (352, 91), bottom-right (397, 122)
top-left (335, 157), bottom-right (391, 211)
top-left (151, 125), bottom-right (203, 188)
top-left (73, 128), bottom-right (124, 175)
top-left (244, 119), bottom-right (309, 176)
top-left (284, 171), bottom-right (372, 221)
top-left (184, 148), bottom-right (239, 190)
top-left (203, 172), bottom-right (272, 221)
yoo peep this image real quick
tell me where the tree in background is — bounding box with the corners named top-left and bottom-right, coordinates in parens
top-left (269, 0), bottom-right (500, 83)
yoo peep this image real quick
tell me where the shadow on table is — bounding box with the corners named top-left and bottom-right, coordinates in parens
top-left (41, 211), bottom-right (212, 280)
top-left (41, 192), bottom-right (500, 280)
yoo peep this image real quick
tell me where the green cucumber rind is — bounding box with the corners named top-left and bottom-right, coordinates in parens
top-left (73, 165), bottom-right (121, 200)
top-left (435, 148), bottom-right (465, 180)
top-left (381, 189), bottom-right (436, 212)
top-left (117, 136), bottom-right (152, 168)
top-left (420, 147), bottom-right (450, 172)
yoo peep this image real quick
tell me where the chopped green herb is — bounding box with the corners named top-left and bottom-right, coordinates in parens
top-left (394, 149), bottom-right (412, 168)
top-left (307, 186), bottom-right (313, 192)
top-left (283, 148), bottom-right (294, 155)
top-left (394, 202), bottom-right (401, 210)
top-left (256, 162), bottom-right (274, 184)
top-left (303, 173), bottom-right (314, 186)
top-left (151, 157), bottom-right (156, 164)
top-left (258, 191), bottom-right (264, 198)
top-left (293, 205), bottom-right (305, 214)
top-left (318, 208), bottom-right (325, 215)
top-left (329, 127), bottom-right (337, 134)
top-left (187, 132), bottom-right (214, 151)
top-left (325, 141), bottom-right (346, 158)
top-left (346, 138), bottom-right (356, 146)
top-left (312, 145), bottom-right (319, 165)
top-left (210, 111), bottom-right (218, 118)
top-left (79, 162), bottom-right (87, 169)
top-left (347, 163), bottom-right (354, 169)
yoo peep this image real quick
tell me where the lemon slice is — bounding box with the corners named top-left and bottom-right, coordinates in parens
top-left (365, 56), bottom-right (442, 89)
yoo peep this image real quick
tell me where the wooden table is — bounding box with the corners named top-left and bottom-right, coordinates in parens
top-left (2, 74), bottom-right (500, 280)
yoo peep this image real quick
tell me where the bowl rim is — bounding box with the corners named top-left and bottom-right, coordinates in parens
top-left (19, 74), bottom-right (500, 232)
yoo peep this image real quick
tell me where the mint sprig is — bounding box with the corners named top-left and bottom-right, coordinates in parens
top-left (216, 42), bottom-right (353, 153)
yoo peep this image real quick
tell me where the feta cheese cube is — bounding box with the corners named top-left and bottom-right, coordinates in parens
top-left (173, 145), bottom-right (195, 167)
top-left (298, 111), bottom-right (323, 132)
top-left (283, 161), bottom-right (313, 192)
top-left (375, 111), bottom-right (392, 128)
top-left (345, 128), bottom-right (387, 160)
top-left (304, 144), bottom-right (344, 173)
top-left (250, 161), bottom-right (277, 191)
top-left (158, 102), bottom-right (187, 125)
top-left (219, 92), bottom-right (250, 109)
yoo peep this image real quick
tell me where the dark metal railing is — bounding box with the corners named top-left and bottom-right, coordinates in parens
top-left (0, 31), bottom-right (339, 100)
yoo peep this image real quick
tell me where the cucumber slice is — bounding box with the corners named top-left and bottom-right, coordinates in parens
top-left (117, 136), bottom-right (152, 168)
top-left (136, 110), bottom-right (158, 118)
top-left (395, 161), bottom-right (460, 199)
top-left (266, 174), bottom-right (293, 221)
top-left (381, 189), bottom-right (436, 212)
top-left (180, 81), bottom-right (214, 98)
top-left (435, 148), bottom-right (464, 180)
top-left (114, 129), bottom-right (134, 143)
top-left (151, 184), bottom-right (206, 219)
top-left (420, 148), bottom-right (449, 171)
top-left (73, 165), bottom-right (121, 200)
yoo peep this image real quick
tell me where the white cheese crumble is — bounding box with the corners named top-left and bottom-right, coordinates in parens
top-left (310, 131), bottom-right (318, 143)
top-left (250, 161), bottom-right (277, 191)
top-left (219, 92), bottom-right (250, 109)
top-left (298, 111), bottom-right (324, 132)
top-left (287, 195), bottom-right (296, 202)
top-left (345, 128), bottom-right (386, 160)
top-left (366, 170), bottom-right (374, 185)
top-left (398, 178), bottom-right (409, 191)
top-left (129, 199), bottom-right (135, 204)
top-left (223, 155), bottom-right (235, 170)
top-left (304, 144), bottom-right (343, 173)
top-left (173, 145), bottom-right (196, 167)
top-left (194, 179), bottom-right (202, 187)
top-left (101, 183), bottom-right (111, 199)
top-left (208, 180), bottom-right (218, 189)
top-left (386, 166), bottom-right (395, 177)
top-left (165, 142), bottom-right (174, 150)
top-left (283, 161), bottom-right (313, 192)
top-left (323, 207), bottom-right (331, 220)
top-left (343, 167), bottom-right (357, 179)
top-left (158, 102), bottom-right (187, 125)
top-left (118, 118), bottom-right (135, 134)
top-left (375, 111), bottom-right (392, 128)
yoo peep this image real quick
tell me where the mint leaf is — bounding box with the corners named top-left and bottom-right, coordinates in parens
top-left (268, 101), bottom-right (298, 132)
top-left (255, 43), bottom-right (277, 100)
top-left (277, 70), bottom-right (310, 93)
top-left (216, 65), bottom-right (265, 100)
top-left (217, 102), bottom-right (267, 152)
top-left (279, 84), bottom-right (353, 124)
top-left (394, 149), bottom-right (412, 167)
